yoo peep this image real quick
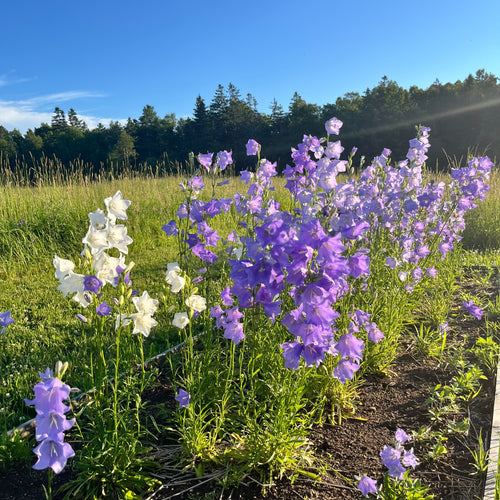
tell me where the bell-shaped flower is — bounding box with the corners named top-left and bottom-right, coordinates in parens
top-left (172, 312), bottom-right (189, 329)
top-left (32, 439), bottom-right (75, 474)
top-left (25, 378), bottom-right (72, 416)
top-left (88, 208), bottom-right (107, 229)
top-left (72, 291), bottom-right (93, 308)
top-left (93, 252), bottom-right (125, 286)
top-left (185, 294), bottom-right (206, 313)
top-left (107, 223), bottom-right (133, 254)
top-left (35, 411), bottom-right (75, 442)
top-left (115, 313), bottom-right (131, 330)
top-left (175, 389), bottom-right (191, 408)
top-left (57, 271), bottom-right (85, 298)
top-left (129, 312), bottom-right (158, 337)
top-left (53, 255), bottom-right (75, 282)
top-left (0, 311), bottom-right (14, 334)
top-left (82, 226), bottom-right (109, 255)
top-left (325, 117), bottom-right (343, 135)
top-left (132, 291), bottom-right (158, 315)
top-left (104, 191), bottom-right (131, 222)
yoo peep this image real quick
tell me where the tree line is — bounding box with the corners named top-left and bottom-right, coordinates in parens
top-left (0, 69), bottom-right (499, 175)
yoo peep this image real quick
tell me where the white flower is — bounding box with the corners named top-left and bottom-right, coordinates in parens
top-left (166, 264), bottom-right (186, 293)
top-left (93, 252), bottom-right (125, 286)
top-left (88, 209), bottom-right (107, 229)
top-left (72, 291), bottom-right (93, 308)
top-left (107, 224), bottom-right (133, 254)
top-left (132, 291), bottom-right (158, 315)
top-left (172, 312), bottom-right (189, 329)
top-left (168, 273), bottom-right (186, 293)
top-left (82, 226), bottom-right (109, 255)
top-left (185, 294), bottom-right (206, 313)
top-left (398, 271), bottom-right (408, 282)
top-left (166, 262), bottom-right (181, 280)
top-left (53, 255), bottom-right (75, 282)
top-left (130, 312), bottom-right (158, 337)
top-left (57, 271), bottom-right (85, 297)
top-left (104, 191), bottom-right (131, 222)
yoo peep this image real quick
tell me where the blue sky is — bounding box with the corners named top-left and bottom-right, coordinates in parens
top-left (1, 0), bottom-right (499, 132)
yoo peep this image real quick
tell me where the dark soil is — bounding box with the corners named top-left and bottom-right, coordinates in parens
top-left (1, 268), bottom-right (497, 499)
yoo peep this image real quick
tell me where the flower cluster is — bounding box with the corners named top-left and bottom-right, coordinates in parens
top-left (54, 191), bottom-right (132, 308)
top-left (53, 191), bottom-right (158, 337)
top-left (25, 367), bottom-right (75, 474)
top-left (357, 429), bottom-right (419, 497)
top-left (162, 119), bottom-right (491, 383)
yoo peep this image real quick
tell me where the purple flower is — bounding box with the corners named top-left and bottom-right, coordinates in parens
top-left (162, 220), bottom-right (179, 236)
top-left (357, 475), bottom-right (377, 497)
top-left (217, 150), bottom-right (232, 170)
top-left (325, 117), bottom-right (343, 135)
top-left (365, 322), bottom-right (384, 343)
top-left (32, 439), bottom-right (75, 474)
top-left (336, 334), bottom-right (364, 361)
top-left (334, 358), bottom-right (360, 383)
top-left (175, 389), bottom-right (191, 408)
top-left (220, 286), bottom-right (234, 306)
top-left (280, 342), bottom-right (303, 370)
top-left (83, 275), bottom-right (102, 294)
top-left (463, 300), bottom-right (483, 320)
top-left (438, 322), bottom-right (449, 336)
top-left (246, 139), bottom-right (260, 156)
top-left (348, 253), bottom-right (370, 279)
top-left (0, 311), bottom-right (14, 333)
top-left (188, 176), bottom-right (205, 193)
top-left (240, 170), bottom-right (253, 184)
top-left (402, 448), bottom-right (419, 468)
top-left (198, 153), bottom-right (213, 171)
top-left (96, 301), bottom-right (112, 317)
top-left (395, 428), bottom-right (411, 445)
top-left (76, 313), bottom-right (87, 323)
top-left (191, 243), bottom-right (218, 263)
top-left (26, 373), bottom-right (75, 474)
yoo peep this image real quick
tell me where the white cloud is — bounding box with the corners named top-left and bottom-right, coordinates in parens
top-left (0, 91), bottom-right (125, 133)
top-left (0, 72), bottom-right (31, 88)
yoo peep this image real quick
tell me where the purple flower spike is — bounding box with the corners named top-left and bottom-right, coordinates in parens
top-left (26, 372), bottom-right (75, 474)
top-left (357, 475), bottom-right (377, 497)
top-left (175, 389), bottom-right (191, 408)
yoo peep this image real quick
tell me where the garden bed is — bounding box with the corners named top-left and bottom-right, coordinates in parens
top-left (2, 271), bottom-right (495, 500)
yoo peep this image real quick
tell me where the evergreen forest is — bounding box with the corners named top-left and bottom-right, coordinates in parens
top-left (0, 69), bottom-right (499, 175)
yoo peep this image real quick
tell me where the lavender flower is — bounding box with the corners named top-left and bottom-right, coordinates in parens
top-left (0, 311), bottom-right (14, 334)
top-left (175, 389), bottom-right (191, 408)
top-left (357, 475), bottom-right (377, 497)
top-left (246, 139), bottom-right (260, 156)
top-left (25, 371), bottom-right (75, 474)
top-left (463, 300), bottom-right (483, 320)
